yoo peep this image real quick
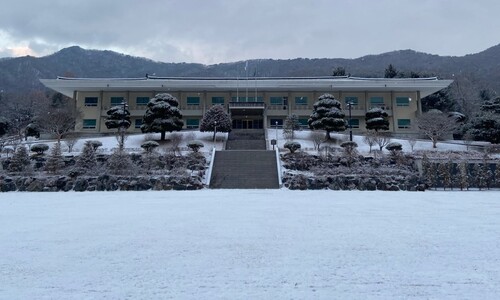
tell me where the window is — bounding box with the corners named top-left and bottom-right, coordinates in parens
top-left (345, 96), bottom-right (359, 106)
top-left (187, 96), bottom-right (200, 105)
top-left (136, 97), bottom-right (149, 106)
top-left (347, 118), bottom-right (360, 128)
top-left (298, 118), bottom-right (309, 127)
top-left (270, 118), bottom-right (283, 127)
top-left (134, 119), bottom-right (143, 129)
top-left (295, 96), bottom-right (308, 106)
top-left (186, 119), bottom-right (200, 129)
top-left (82, 119), bottom-right (96, 129)
top-left (84, 97), bottom-right (98, 106)
top-left (370, 97), bottom-right (384, 107)
top-left (110, 97), bottom-right (124, 106)
top-left (212, 97), bottom-right (224, 105)
top-left (231, 96), bottom-right (264, 102)
top-left (270, 97), bottom-right (284, 105)
top-left (396, 97), bottom-right (410, 107)
top-left (397, 119), bottom-right (411, 129)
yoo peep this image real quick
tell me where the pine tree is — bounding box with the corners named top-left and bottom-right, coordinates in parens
top-left (495, 162), bottom-right (500, 189)
top-left (107, 149), bottom-right (135, 175)
top-left (472, 163), bottom-right (484, 190)
top-left (458, 161), bottom-right (469, 191)
top-left (105, 105), bottom-right (131, 150)
top-left (308, 94), bottom-right (346, 140)
top-left (199, 104), bottom-right (232, 141)
top-left (45, 142), bottom-right (65, 174)
top-left (283, 114), bottom-right (301, 140)
top-left (439, 161), bottom-right (451, 190)
top-left (141, 93), bottom-right (184, 141)
top-left (76, 141), bottom-right (97, 173)
top-left (8, 146), bottom-right (31, 173)
top-left (365, 108), bottom-right (390, 132)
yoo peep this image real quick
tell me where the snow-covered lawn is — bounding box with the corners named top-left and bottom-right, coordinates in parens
top-left (1, 190), bottom-right (499, 299)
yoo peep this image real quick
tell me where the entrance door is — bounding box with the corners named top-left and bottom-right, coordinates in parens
top-left (232, 119), bottom-right (263, 129)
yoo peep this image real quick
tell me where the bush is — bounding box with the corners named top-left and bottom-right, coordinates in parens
top-left (30, 143), bottom-right (49, 155)
top-left (88, 140), bottom-right (103, 151)
top-left (187, 140), bottom-right (204, 152)
top-left (141, 141), bottom-right (160, 153)
top-left (385, 142), bottom-right (403, 151)
top-left (284, 141), bottom-right (301, 154)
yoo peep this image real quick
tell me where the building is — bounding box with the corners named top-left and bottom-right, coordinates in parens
top-left (40, 76), bottom-right (452, 134)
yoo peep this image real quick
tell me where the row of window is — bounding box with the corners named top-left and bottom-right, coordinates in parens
top-left (82, 118), bottom-right (412, 130)
top-left (85, 96), bottom-right (412, 107)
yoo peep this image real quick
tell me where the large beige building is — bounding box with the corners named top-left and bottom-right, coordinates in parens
top-left (40, 76), bottom-right (452, 134)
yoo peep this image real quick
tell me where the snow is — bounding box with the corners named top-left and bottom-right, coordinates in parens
top-left (1, 190), bottom-right (499, 299)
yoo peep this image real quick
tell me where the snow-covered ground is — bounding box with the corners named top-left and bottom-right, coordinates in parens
top-left (1, 190), bottom-right (499, 299)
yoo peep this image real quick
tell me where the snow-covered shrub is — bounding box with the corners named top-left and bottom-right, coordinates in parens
top-left (284, 141), bottom-right (301, 154)
top-left (141, 140), bottom-right (160, 153)
top-left (187, 140), bottom-right (204, 153)
top-left (8, 146), bottom-right (31, 173)
top-left (45, 142), bottom-right (65, 174)
top-left (385, 142), bottom-right (403, 152)
top-left (30, 143), bottom-right (49, 155)
top-left (88, 140), bottom-right (103, 151)
top-left (107, 149), bottom-right (137, 175)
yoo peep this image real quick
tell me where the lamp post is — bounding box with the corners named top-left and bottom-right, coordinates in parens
top-left (275, 121), bottom-right (278, 141)
top-left (120, 101), bottom-right (128, 150)
top-left (213, 121), bottom-right (217, 144)
top-left (347, 102), bottom-right (353, 142)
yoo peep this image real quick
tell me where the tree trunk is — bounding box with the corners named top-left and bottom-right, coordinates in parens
top-left (325, 131), bottom-right (331, 140)
top-left (161, 131), bottom-right (166, 141)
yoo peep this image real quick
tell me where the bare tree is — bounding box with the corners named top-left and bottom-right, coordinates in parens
top-left (416, 110), bottom-right (457, 148)
top-left (310, 131), bottom-right (324, 151)
top-left (374, 132), bottom-right (391, 151)
top-left (407, 135), bottom-right (417, 152)
top-left (363, 132), bottom-right (376, 153)
top-left (63, 133), bottom-right (80, 153)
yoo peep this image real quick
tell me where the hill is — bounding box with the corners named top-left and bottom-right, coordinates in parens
top-left (1, 44), bottom-right (500, 94)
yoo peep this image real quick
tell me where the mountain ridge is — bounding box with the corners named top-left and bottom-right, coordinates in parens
top-left (1, 44), bottom-right (499, 94)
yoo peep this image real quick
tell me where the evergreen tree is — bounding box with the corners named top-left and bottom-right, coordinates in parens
top-left (463, 96), bottom-right (500, 144)
top-left (76, 141), bottom-right (97, 173)
top-left (199, 105), bottom-right (231, 141)
top-left (438, 161), bottom-right (452, 190)
top-left (495, 162), bottom-right (500, 188)
top-left (308, 93), bottom-right (346, 140)
top-left (365, 108), bottom-right (390, 132)
top-left (45, 142), bottom-right (65, 174)
top-left (105, 105), bottom-right (131, 150)
top-left (283, 114), bottom-right (301, 140)
top-left (384, 64), bottom-right (398, 78)
top-left (458, 161), bottom-right (469, 191)
top-left (8, 146), bottom-right (31, 173)
top-left (107, 149), bottom-right (135, 175)
top-left (141, 93), bottom-right (184, 141)
top-left (0, 117), bottom-right (9, 136)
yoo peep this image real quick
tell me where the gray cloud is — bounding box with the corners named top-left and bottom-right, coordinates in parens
top-left (0, 0), bottom-right (499, 63)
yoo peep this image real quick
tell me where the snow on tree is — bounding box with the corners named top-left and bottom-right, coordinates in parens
top-left (365, 107), bottom-right (390, 132)
top-left (107, 149), bottom-right (136, 175)
top-left (75, 141), bottom-right (97, 173)
top-left (8, 146), bottom-right (31, 173)
top-left (457, 161), bottom-right (469, 191)
top-left (308, 94), bottom-right (346, 140)
top-left (495, 162), bottom-right (500, 188)
top-left (199, 105), bottom-right (231, 141)
top-left (284, 141), bottom-right (301, 154)
top-left (45, 142), bottom-right (65, 174)
top-left (438, 160), bottom-right (452, 190)
top-left (283, 114), bottom-right (301, 140)
top-left (37, 100), bottom-right (80, 143)
top-left (416, 110), bottom-right (456, 148)
top-left (141, 141), bottom-right (160, 153)
top-left (30, 143), bottom-right (49, 155)
top-left (384, 64), bottom-right (398, 78)
top-left (340, 141), bottom-right (358, 167)
top-left (105, 105), bottom-right (131, 150)
top-left (363, 132), bottom-right (376, 153)
top-left (187, 140), bottom-right (204, 153)
top-left (141, 93), bottom-right (184, 141)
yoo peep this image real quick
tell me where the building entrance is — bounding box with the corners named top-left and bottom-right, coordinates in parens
top-left (232, 119), bottom-right (263, 129)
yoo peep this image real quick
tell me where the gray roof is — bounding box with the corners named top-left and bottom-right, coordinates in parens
top-left (40, 76), bottom-right (453, 98)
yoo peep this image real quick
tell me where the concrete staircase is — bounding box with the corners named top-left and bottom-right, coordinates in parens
top-left (226, 129), bottom-right (267, 150)
top-left (209, 150), bottom-right (280, 189)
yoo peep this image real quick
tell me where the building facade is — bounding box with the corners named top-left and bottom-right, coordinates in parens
top-left (40, 76), bottom-right (452, 134)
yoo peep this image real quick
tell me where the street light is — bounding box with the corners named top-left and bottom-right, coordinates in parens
top-left (213, 121), bottom-right (217, 144)
top-left (347, 102), bottom-right (353, 142)
top-left (120, 101), bottom-right (129, 150)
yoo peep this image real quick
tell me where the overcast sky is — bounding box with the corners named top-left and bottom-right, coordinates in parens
top-left (0, 0), bottom-right (499, 64)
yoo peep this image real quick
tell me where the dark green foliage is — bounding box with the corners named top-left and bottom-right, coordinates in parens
top-left (480, 96), bottom-right (500, 114)
top-left (0, 117), bottom-right (9, 136)
top-left (104, 105), bottom-right (131, 130)
top-left (141, 141), bottom-right (160, 153)
top-left (308, 94), bottom-right (346, 140)
top-left (421, 88), bottom-right (456, 112)
top-left (464, 114), bottom-right (500, 144)
top-left (283, 114), bottom-right (301, 140)
top-left (45, 142), bottom-right (65, 174)
top-left (200, 105), bottom-right (231, 141)
top-left (8, 146), bottom-right (31, 173)
top-left (187, 140), bottom-right (204, 152)
top-left (24, 122), bottom-right (40, 138)
top-left (284, 141), bottom-right (301, 154)
top-left (75, 141), bottom-right (97, 173)
top-left (106, 149), bottom-right (136, 175)
top-left (332, 67), bottom-right (346, 76)
top-left (457, 161), bottom-right (469, 190)
top-left (88, 140), bottom-right (103, 151)
top-left (30, 143), bottom-right (49, 155)
top-left (385, 142), bottom-right (402, 152)
top-left (384, 64), bottom-right (398, 78)
top-left (141, 93), bottom-right (184, 141)
top-left (365, 108), bottom-right (389, 131)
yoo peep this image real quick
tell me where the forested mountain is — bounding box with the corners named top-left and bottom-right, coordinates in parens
top-left (1, 44), bottom-right (500, 94)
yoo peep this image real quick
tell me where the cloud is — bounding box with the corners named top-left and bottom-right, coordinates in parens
top-left (0, 0), bottom-right (499, 63)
